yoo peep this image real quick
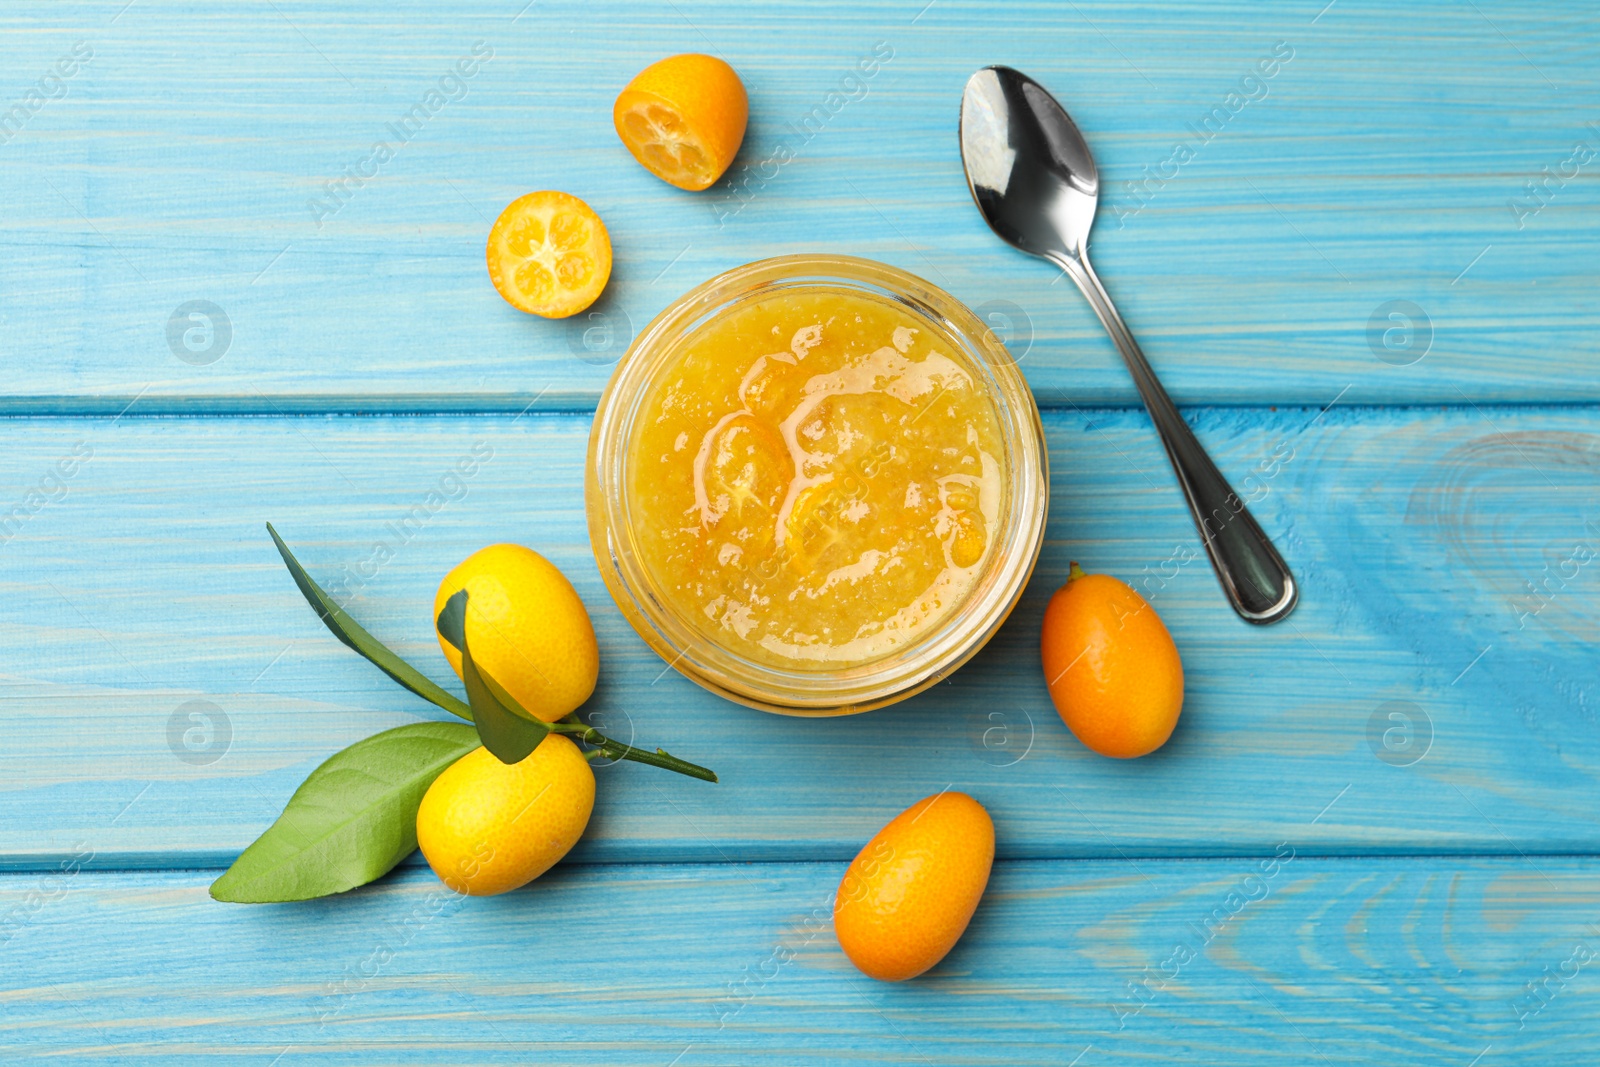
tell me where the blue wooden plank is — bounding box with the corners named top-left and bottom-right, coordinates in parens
top-left (3, 856), bottom-right (1597, 1064)
top-left (2, 406), bottom-right (1595, 868)
top-left (0, 0), bottom-right (1595, 411)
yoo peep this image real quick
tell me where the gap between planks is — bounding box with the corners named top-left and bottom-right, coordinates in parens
top-left (4, 400), bottom-right (1600, 420)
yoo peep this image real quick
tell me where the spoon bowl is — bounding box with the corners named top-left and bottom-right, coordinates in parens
top-left (961, 67), bottom-right (1098, 258)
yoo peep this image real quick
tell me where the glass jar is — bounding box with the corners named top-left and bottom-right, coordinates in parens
top-left (586, 254), bottom-right (1047, 715)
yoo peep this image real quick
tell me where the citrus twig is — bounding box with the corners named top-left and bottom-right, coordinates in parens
top-left (552, 718), bottom-right (717, 783)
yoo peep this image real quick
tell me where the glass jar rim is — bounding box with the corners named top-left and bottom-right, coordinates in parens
top-left (586, 254), bottom-right (1047, 716)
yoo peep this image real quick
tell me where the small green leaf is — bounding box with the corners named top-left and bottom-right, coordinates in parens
top-left (453, 592), bottom-right (549, 764)
top-left (267, 522), bottom-right (471, 722)
top-left (435, 588), bottom-right (468, 653)
top-left (210, 721), bottom-right (479, 903)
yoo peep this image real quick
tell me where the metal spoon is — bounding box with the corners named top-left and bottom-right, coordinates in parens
top-left (960, 65), bottom-right (1297, 624)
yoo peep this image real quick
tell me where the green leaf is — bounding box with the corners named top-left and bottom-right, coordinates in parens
top-left (435, 587), bottom-right (468, 653)
top-left (267, 522), bottom-right (471, 722)
top-left (443, 589), bottom-right (549, 764)
top-left (210, 721), bottom-right (479, 903)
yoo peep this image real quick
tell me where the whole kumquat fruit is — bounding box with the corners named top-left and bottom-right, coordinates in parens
top-left (434, 544), bottom-right (599, 723)
top-left (833, 791), bottom-right (994, 982)
top-left (1040, 562), bottom-right (1184, 758)
top-left (486, 190), bottom-right (612, 318)
top-left (416, 735), bottom-right (595, 896)
top-left (613, 53), bottom-right (748, 191)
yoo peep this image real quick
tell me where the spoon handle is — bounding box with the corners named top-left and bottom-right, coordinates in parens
top-left (1050, 250), bottom-right (1298, 624)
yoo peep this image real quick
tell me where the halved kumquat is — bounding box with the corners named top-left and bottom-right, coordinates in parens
top-left (614, 53), bottom-right (748, 191)
top-left (486, 190), bottom-right (612, 318)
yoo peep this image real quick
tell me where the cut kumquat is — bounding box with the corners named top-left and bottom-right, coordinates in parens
top-left (614, 53), bottom-right (748, 191)
top-left (486, 190), bottom-right (612, 318)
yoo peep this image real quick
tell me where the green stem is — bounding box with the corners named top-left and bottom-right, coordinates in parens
top-left (551, 719), bottom-right (717, 783)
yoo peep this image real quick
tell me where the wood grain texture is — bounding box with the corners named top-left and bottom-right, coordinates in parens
top-left (3, 407), bottom-right (1595, 868)
top-left (0, 0), bottom-right (1596, 411)
top-left (4, 857), bottom-right (1598, 1064)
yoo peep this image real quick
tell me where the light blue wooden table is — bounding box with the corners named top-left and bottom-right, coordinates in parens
top-left (4, 0), bottom-right (1598, 1062)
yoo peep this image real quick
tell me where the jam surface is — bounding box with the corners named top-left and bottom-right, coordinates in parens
top-left (628, 287), bottom-right (1005, 668)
